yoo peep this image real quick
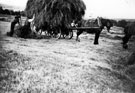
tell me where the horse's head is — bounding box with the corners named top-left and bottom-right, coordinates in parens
top-left (101, 18), bottom-right (113, 27)
top-left (96, 17), bottom-right (113, 32)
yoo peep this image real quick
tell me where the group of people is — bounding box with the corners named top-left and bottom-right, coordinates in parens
top-left (7, 14), bottom-right (37, 38)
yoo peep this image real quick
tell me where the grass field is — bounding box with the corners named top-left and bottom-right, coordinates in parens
top-left (0, 20), bottom-right (135, 93)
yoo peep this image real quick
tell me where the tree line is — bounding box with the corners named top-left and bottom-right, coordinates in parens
top-left (0, 5), bottom-right (131, 28)
top-left (0, 6), bottom-right (25, 16)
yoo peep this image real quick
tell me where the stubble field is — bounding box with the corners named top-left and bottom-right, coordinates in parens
top-left (0, 20), bottom-right (135, 93)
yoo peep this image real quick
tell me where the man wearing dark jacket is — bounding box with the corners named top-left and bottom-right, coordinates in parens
top-left (7, 15), bottom-right (21, 36)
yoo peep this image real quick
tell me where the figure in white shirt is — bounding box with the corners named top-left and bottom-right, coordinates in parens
top-left (28, 14), bottom-right (37, 33)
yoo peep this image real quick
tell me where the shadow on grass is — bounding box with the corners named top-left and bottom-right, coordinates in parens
top-left (0, 48), bottom-right (31, 93)
top-left (100, 33), bottom-right (123, 40)
top-left (0, 49), bottom-right (10, 92)
top-left (96, 65), bottom-right (134, 92)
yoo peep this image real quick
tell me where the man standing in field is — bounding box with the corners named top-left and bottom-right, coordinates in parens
top-left (7, 15), bottom-right (21, 36)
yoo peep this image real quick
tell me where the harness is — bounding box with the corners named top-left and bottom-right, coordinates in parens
top-left (97, 17), bottom-right (102, 27)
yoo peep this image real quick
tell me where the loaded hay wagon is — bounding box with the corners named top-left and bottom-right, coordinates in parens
top-left (14, 0), bottom-right (107, 44)
top-left (24, 0), bottom-right (87, 39)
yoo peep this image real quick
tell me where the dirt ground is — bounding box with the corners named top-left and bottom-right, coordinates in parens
top-left (0, 21), bottom-right (135, 93)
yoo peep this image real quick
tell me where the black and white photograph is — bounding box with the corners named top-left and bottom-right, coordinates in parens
top-left (0, 0), bottom-right (135, 93)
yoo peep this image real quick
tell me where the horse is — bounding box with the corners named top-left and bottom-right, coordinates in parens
top-left (95, 17), bottom-right (113, 32)
top-left (76, 17), bottom-right (104, 44)
top-left (122, 22), bottom-right (135, 49)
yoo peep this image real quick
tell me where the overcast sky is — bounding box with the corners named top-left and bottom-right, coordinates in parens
top-left (0, 0), bottom-right (135, 19)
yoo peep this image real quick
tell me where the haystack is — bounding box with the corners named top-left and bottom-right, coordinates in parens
top-left (25, 0), bottom-right (86, 30)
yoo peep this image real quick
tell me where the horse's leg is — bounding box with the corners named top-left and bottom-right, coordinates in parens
top-left (94, 29), bottom-right (101, 45)
top-left (76, 30), bottom-right (83, 42)
top-left (122, 34), bottom-right (132, 49)
top-left (107, 26), bottom-right (110, 33)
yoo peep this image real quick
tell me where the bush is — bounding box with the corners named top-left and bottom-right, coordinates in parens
top-left (110, 19), bottom-right (118, 26)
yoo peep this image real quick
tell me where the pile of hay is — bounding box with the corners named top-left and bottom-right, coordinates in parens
top-left (25, 0), bottom-right (86, 30)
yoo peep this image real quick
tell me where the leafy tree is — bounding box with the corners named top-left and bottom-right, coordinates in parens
top-left (0, 6), bottom-right (3, 13)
